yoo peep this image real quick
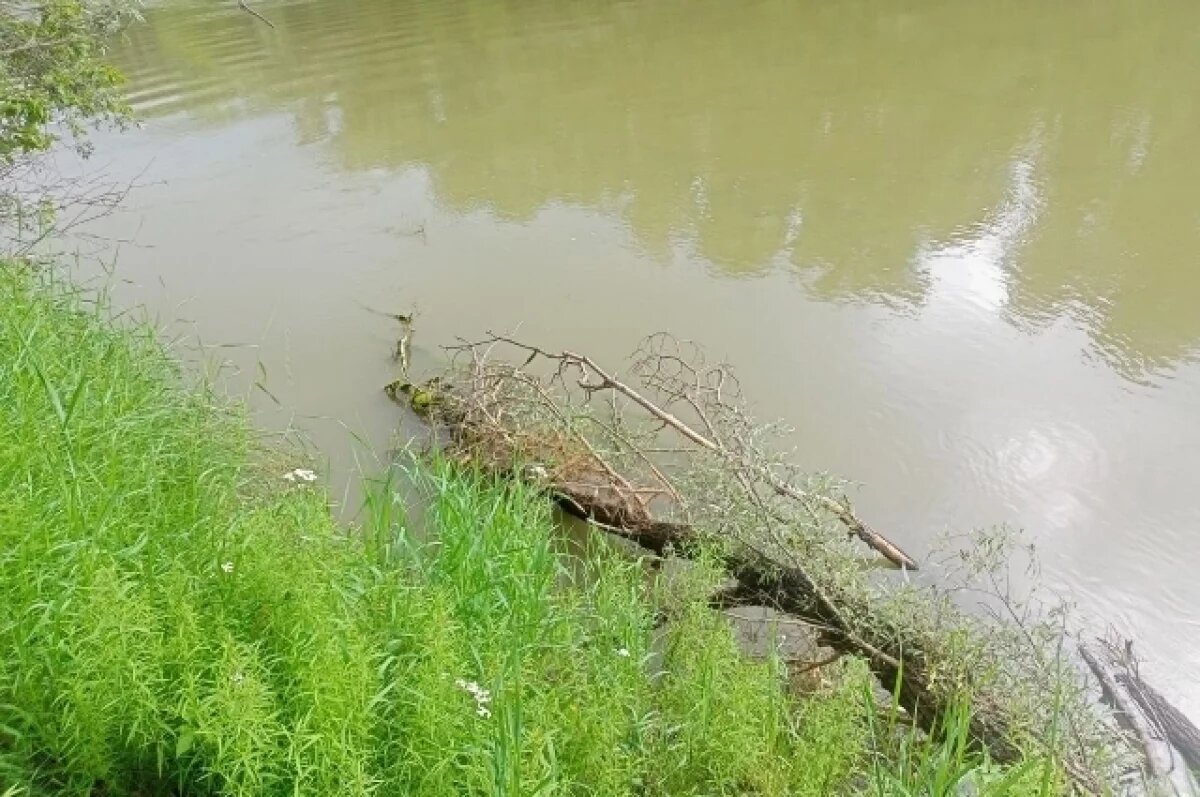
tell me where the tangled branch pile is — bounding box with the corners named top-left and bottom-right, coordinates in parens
top-left (390, 332), bottom-right (1145, 793)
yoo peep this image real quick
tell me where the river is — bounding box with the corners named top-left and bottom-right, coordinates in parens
top-left (73, 0), bottom-right (1200, 714)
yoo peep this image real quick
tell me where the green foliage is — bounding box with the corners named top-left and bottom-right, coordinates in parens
top-left (861, 681), bottom-right (1064, 797)
top-left (0, 0), bottom-right (132, 160)
top-left (0, 263), bottom-right (1063, 795)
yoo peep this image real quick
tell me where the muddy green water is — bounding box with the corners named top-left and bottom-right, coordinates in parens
top-left (79, 0), bottom-right (1199, 712)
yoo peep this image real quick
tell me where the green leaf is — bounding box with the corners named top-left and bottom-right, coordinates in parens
top-left (175, 726), bottom-right (195, 757)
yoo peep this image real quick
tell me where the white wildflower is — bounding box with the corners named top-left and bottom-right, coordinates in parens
top-left (283, 468), bottom-right (318, 483)
top-left (455, 677), bottom-right (492, 718)
top-left (617, 647), bottom-right (630, 658)
top-left (221, 561), bottom-right (234, 574)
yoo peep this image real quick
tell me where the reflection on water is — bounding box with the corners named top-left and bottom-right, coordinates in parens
top-left (916, 154), bottom-right (1041, 320)
top-left (112, 0), bottom-right (1200, 371)
top-left (86, 0), bottom-right (1200, 712)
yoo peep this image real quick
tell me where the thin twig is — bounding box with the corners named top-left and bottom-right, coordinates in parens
top-left (237, 0), bottom-right (276, 28)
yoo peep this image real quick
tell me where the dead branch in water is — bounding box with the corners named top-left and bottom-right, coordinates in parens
top-left (447, 332), bottom-right (916, 568)
top-left (388, 331), bottom-right (1139, 790)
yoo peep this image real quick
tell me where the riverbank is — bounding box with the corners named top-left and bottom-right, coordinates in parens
top-left (0, 262), bottom-right (1066, 795)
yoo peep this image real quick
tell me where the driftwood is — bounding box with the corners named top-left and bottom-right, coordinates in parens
top-left (1082, 640), bottom-right (1199, 796)
top-left (388, 333), bottom-right (1135, 792)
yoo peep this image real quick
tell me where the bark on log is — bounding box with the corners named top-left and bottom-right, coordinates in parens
top-left (549, 481), bottom-right (691, 557)
top-left (1081, 641), bottom-right (1198, 797)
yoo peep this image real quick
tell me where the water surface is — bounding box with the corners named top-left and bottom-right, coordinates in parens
top-left (79, 0), bottom-right (1200, 712)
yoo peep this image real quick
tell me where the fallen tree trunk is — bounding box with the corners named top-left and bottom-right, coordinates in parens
top-left (391, 333), bottom-right (1144, 793)
top-left (447, 438), bottom-right (1046, 780)
top-left (415, 334), bottom-right (919, 570)
top-left (1082, 640), bottom-right (1200, 796)
top-left (547, 474), bottom-right (1024, 761)
top-left (504, 453), bottom-right (1125, 791)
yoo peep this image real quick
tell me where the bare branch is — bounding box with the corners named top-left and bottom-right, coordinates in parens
top-left (446, 332), bottom-right (916, 569)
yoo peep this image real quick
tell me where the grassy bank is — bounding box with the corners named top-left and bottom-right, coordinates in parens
top-left (0, 263), bottom-right (1058, 795)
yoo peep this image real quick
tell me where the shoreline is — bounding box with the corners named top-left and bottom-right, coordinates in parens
top-left (0, 261), bottom-right (1100, 794)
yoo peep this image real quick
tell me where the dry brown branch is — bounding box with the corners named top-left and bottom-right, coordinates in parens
top-left (579, 414), bottom-right (684, 507)
top-left (456, 332), bottom-right (916, 569)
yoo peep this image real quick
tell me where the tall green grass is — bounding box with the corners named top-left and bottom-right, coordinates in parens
top-left (860, 681), bottom-right (1064, 797)
top-left (0, 263), bottom-right (1061, 795)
